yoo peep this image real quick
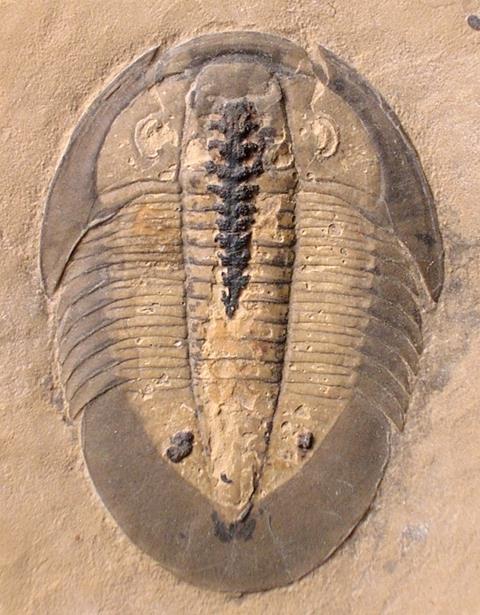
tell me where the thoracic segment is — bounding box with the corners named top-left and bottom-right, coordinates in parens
top-left (206, 99), bottom-right (265, 317)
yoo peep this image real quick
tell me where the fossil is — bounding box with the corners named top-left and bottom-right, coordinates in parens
top-left (40, 32), bottom-right (443, 592)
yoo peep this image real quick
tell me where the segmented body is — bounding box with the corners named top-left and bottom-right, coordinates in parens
top-left (55, 102), bottom-right (423, 521)
top-left (181, 92), bottom-right (297, 517)
top-left (263, 185), bottom-right (422, 489)
top-left (56, 192), bottom-right (190, 417)
top-left (56, 180), bottom-right (422, 508)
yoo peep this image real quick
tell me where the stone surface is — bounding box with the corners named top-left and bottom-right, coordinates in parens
top-left (1, 0), bottom-right (479, 612)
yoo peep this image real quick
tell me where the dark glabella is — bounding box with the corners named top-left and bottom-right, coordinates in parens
top-left (41, 32), bottom-right (443, 592)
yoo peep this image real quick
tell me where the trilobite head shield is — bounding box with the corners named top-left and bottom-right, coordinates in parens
top-left (41, 32), bottom-right (443, 592)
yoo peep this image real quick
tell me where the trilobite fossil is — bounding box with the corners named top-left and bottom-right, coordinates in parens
top-left (40, 32), bottom-right (443, 592)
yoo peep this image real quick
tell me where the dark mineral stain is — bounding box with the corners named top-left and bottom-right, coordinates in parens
top-left (166, 431), bottom-right (194, 463)
top-left (331, 78), bottom-right (345, 93)
top-left (206, 98), bottom-right (266, 318)
top-left (467, 14), bottom-right (480, 31)
top-left (212, 511), bottom-right (256, 543)
top-left (415, 232), bottom-right (435, 248)
top-left (297, 431), bottom-right (314, 451)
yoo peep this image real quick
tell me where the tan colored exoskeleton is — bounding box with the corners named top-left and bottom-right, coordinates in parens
top-left (41, 32), bottom-right (443, 592)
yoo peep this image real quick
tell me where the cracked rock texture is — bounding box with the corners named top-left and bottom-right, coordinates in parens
top-left (0, 1), bottom-right (479, 613)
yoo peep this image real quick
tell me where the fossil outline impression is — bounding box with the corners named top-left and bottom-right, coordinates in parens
top-left (40, 32), bottom-right (443, 592)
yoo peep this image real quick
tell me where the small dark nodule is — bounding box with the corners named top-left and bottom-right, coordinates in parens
top-left (220, 472), bottom-right (233, 484)
top-left (467, 14), bottom-right (480, 31)
top-left (166, 431), bottom-right (194, 463)
top-left (297, 431), bottom-right (314, 451)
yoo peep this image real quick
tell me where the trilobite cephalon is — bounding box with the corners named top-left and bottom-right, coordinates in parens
top-left (40, 32), bottom-right (443, 592)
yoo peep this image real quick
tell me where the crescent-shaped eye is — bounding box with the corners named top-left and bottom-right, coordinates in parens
top-left (134, 113), bottom-right (171, 159)
top-left (313, 115), bottom-right (339, 158)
